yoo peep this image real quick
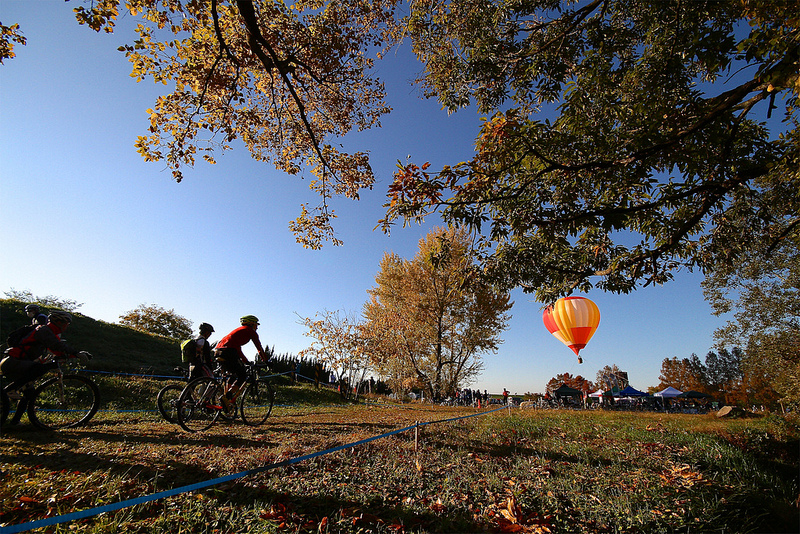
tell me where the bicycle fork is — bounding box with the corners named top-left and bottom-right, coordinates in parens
top-left (55, 372), bottom-right (66, 405)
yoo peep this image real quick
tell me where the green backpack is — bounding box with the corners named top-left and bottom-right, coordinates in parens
top-left (180, 338), bottom-right (197, 362)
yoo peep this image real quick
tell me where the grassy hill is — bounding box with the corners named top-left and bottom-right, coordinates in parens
top-left (1, 298), bottom-right (179, 375)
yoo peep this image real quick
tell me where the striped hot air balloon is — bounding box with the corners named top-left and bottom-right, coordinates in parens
top-left (542, 296), bottom-right (600, 364)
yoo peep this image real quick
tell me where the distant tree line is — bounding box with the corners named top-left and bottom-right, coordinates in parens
top-left (544, 353), bottom-right (783, 410)
top-left (656, 348), bottom-right (780, 409)
top-left (5, 289), bottom-right (83, 313)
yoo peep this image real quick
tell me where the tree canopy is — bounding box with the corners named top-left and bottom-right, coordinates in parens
top-left (382, 0), bottom-right (799, 302)
top-left (545, 372), bottom-right (593, 395)
top-left (703, 233), bottom-right (800, 407)
top-left (4, 289), bottom-right (84, 313)
top-left (363, 227), bottom-right (512, 399)
top-left (299, 309), bottom-right (371, 400)
top-left (3, 1), bottom-right (797, 301)
top-left (67, 0), bottom-right (401, 249)
top-left (119, 303), bottom-right (193, 339)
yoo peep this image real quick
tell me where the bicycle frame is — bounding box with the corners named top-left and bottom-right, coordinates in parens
top-left (176, 361), bottom-right (274, 432)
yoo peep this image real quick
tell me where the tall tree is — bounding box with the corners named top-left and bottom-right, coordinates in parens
top-left (299, 309), bottom-right (370, 400)
top-left (381, 0), bottom-right (799, 302)
top-left (545, 372), bottom-right (593, 395)
top-left (363, 227), bottom-right (512, 399)
top-left (703, 233), bottom-right (800, 407)
top-left (704, 348), bottom-right (743, 403)
top-left (595, 364), bottom-right (627, 391)
top-left (657, 355), bottom-right (707, 393)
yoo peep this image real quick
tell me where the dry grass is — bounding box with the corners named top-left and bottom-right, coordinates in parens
top-left (1, 402), bottom-right (798, 533)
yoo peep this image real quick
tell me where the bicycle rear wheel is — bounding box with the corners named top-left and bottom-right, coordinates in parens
top-left (177, 377), bottom-right (222, 432)
top-left (156, 383), bottom-right (184, 424)
top-left (28, 374), bottom-right (100, 430)
top-left (240, 380), bottom-right (274, 426)
top-left (0, 389), bottom-right (9, 429)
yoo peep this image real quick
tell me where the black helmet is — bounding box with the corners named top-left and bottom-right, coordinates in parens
top-left (48, 311), bottom-right (73, 324)
top-left (25, 304), bottom-right (41, 313)
top-left (199, 322), bottom-right (214, 333)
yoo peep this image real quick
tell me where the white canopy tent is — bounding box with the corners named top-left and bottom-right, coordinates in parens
top-left (654, 386), bottom-right (683, 411)
top-left (654, 386), bottom-right (683, 398)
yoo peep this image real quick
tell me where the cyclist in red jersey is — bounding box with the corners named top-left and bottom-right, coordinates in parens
top-left (214, 315), bottom-right (268, 408)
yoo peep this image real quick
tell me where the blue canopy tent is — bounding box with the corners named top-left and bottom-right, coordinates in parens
top-left (618, 385), bottom-right (648, 397)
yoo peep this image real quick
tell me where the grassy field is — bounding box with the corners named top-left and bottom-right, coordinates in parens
top-left (1, 377), bottom-right (798, 534)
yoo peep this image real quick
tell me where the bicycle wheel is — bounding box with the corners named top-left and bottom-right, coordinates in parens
top-left (240, 380), bottom-right (274, 426)
top-left (177, 377), bottom-right (222, 432)
top-left (28, 374), bottom-right (100, 430)
top-left (156, 383), bottom-right (184, 423)
top-left (0, 378), bottom-right (24, 429)
top-left (8, 396), bottom-right (28, 427)
top-left (0, 389), bottom-right (9, 429)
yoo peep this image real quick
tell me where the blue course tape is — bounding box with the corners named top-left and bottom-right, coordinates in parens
top-left (2, 405), bottom-right (507, 533)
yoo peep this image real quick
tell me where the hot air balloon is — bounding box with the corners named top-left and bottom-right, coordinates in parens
top-left (542, 296), bottom-right (600, 363)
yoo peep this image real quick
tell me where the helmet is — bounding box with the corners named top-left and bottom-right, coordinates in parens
top-left (25, 304), bottom-right (40, 313)
top-left (48, 311), bottom-right (73, 324)
top-left (240, 315), bottom-right (260, 326)
top-left (199, 322), bottom-right (215, 333)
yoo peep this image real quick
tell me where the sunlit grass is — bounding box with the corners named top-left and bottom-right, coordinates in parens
top-left (1, 394), bottom-right (797, 533)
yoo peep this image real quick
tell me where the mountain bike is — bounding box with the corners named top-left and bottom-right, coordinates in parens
top-left (156, 364), bottom-right (219, 423)
top-left (156, 366), bottom-right (190, 424)
top-left (176, 362), bottom-right (275, 432)
top-left (1, 355), bottom-right (100, 430)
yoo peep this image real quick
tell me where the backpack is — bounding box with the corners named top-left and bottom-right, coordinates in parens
top-left (180, 338), bottom-right (198, 362)
top-left (6, 324), bottom-right (37, 348)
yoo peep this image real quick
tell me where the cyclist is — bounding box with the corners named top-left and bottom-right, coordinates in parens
top-left (187, 322), bottom-right (215, 380)
top-left (214, 315), bottom-right (269, 410)
top-left (1, 311), bottom-right (91, 399)
top-left (25, 304), bottom-right (48, 326)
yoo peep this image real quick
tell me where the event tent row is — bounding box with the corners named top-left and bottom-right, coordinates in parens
top-left (556, 385), bottom-right (711, 399)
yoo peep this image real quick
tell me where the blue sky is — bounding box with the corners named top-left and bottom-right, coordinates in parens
top-left (1, 1), bottom-right (739, 395)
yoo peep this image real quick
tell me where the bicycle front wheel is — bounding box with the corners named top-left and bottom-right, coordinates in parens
top-left (177, 377), bottom-right (222, 432)
top-left (156, 383), bottom-right (184, 424)
top-left (28, 374), bottom-right (100, 430)
top-left (240, 380), bottom-right (274, 426)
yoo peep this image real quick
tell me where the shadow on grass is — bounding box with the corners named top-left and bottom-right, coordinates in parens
top-left (218, 484), bottom-right (485, 533)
